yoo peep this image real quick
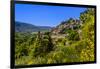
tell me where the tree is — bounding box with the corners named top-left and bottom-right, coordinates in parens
top-left (67, 30), bottom-right (80, 41)
top-left (31, 31), bottom-right (54, 57)
top-left (67, 18), bottom-right (75, 23)
top-left (79, 8), bottom-right (95, 61)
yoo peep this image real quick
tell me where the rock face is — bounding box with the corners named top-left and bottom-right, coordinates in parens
top-left (51, 18), bottom-right (82, 35)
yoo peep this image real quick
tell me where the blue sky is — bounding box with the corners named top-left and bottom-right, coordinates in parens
top-left (15, 4), bottom-right (86, 27)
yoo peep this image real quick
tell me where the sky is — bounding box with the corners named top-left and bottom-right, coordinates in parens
top-left (15, 4), bottom-right (86, 27)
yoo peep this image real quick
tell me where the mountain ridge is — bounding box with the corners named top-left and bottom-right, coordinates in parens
top-left (51, 18), bottom-right (82, 35)
top-left (15, 21), bottom-right (52, 32)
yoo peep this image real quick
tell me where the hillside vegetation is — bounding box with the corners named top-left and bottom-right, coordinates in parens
top-left (15, 8), bottom-right (95, 65)
top-left (15, 22), bottom-right (52, 32)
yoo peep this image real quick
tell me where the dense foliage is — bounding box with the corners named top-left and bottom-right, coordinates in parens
top-left (15, 8), bottom-right (95, 65)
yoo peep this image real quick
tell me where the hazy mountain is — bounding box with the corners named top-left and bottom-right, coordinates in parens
top-left (15, 21), bottom-right (52, 32)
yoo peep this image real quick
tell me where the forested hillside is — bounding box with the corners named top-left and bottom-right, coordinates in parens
top-left (15, 22), bottom-right (52, 32)
top-left (15, 8), bottom-right (95, 65)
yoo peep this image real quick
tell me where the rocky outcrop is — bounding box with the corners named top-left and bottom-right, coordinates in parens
top-left (51, 18), bottom-right (82, 35)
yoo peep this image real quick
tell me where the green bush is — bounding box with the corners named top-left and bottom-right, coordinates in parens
top-left (67, 30), bottom-right (80, 41)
